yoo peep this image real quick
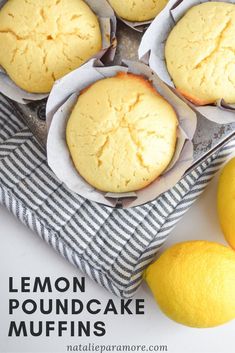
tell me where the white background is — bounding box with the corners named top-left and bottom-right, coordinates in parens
top-left (0, 156), bottom-right (235, 353)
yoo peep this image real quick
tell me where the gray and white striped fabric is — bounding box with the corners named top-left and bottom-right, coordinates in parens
top-left (0, 94), bottom-right (234, 298)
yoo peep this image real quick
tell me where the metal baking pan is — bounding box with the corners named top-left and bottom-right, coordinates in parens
top-left (4, 22), bottom-right (235, 173)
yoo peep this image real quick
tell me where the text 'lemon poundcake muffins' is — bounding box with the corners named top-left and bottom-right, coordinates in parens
top-left (0, 0), bottom-right (102, 93)
top-left (66, 72), bottom-right (178, 193)
top-left (108, 0), bottom-right (168, 22)
top-left (165, 2), bottom-right (235, 105)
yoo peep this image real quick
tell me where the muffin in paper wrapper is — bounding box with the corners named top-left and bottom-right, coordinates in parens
top-left (0, 0), bottom-right (117, 104)
top-left (108, 1), bottom-right (168, 33)
top-left (139, 0), bottom-right (235, 124)
top-left (46, 58), bottom-right (197, 208)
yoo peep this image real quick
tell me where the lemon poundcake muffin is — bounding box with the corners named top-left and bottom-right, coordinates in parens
top-left (66, 73), bottom-right (178, 193)
top-left (108, 0), bottom-right (168, 22)
top-left (0, 0), bottom-right (102, 93)
top-left (165, 2), bottom-right (235, 105)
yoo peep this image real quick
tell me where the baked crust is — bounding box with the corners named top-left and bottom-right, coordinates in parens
top-left (66, 72), bottom-right (178, 193)
top-left (165, 2), bottom-right (235, 105)
top-left (0, 0), bottom-right (102, 93)
top-left (108, 0), bottom-right (168, 22)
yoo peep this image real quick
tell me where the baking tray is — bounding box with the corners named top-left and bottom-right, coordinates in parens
top-left (4, 22), bottom-right (235, 173)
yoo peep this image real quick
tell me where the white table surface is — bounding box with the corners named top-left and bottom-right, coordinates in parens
top-left (1, 157), bottom-right (235, 353)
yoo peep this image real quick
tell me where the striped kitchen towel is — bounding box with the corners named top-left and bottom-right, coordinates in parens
top-left (0, 94), bottom-right (234, 298)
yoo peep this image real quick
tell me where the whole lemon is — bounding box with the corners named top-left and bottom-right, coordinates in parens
top-left (145, 241), bottom-right (235, 328)
top-left (218, 158), bottom-right (235, 249)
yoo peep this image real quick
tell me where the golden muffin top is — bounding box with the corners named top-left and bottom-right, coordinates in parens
top-left (0, 0), bottom-right (102, 93)
top-left (66, 73), bottom-right (178, 193)
top-left (108, 0), bottom-right (168, 22)
top-left (165, 2), bottom-right (235, 105)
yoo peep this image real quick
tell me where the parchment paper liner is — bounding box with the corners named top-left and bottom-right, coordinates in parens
top-left (116, 16), bottom-right (151, 33)
top-left (139, 0), bottom-right (235, 124)
top-left (46, 59), bottom-right (196, 208)
top-left (0, 0), bottom-right (117, 104)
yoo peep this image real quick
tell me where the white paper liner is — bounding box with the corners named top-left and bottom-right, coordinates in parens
top-left (117, 16), bottom-right (152, 33)
top-left (46, 58), bottom-right (197, 208)
top-left (0, 0), bottom-right (116, 104)
top-left (138, 0), bottom-right (235, 124)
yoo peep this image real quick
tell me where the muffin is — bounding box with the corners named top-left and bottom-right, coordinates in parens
top-left (165, 2), bottom-right (235, 105)
top-left (108, 0), bottom-right (168, 22)
top-left (66, 73), bottom-right (178, 193)
top-left (0, 0), bottom-right (102, 93)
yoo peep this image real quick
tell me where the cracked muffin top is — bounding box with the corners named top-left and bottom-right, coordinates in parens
top-left (108, 0), bottom-right (168, 22)
top-left (165, 2), bottom-right (235, 105)
top-left (66, 72), bottom-right (178, 193)
top-left (0, 0), bottom-right (102, 93)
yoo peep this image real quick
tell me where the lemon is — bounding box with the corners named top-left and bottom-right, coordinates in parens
top-left (145, 241), bottom-right (235, 328)
top-left (218, 158), bottom-right (235, 249)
